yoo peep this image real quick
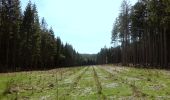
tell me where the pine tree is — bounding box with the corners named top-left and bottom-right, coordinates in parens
top-left (0, 0), bottom-right (21, 70)
top-left (55, 37), bottom-right (62, 66)
top-left (19, 1), bottom-right (35, 69)
top-left (30, 4), bottom-right (41, 69)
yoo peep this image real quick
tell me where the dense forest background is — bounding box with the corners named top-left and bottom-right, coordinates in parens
top-left (0, 0), bottom-right (96, 72)
top-left (0, 0), bottom-right (170, 72)
top-left (97, 0), bottom-right (170, 69)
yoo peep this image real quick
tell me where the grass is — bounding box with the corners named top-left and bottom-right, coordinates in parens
top-left (0, 65), bottom-right (170, 99)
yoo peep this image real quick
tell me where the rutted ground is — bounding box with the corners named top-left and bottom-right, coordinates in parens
top-left (63, 67), bottom-right (97, 100)
top-left (99, 65), bottom-right (170, 99)
top-left (0, 67), bottom-right (84, 99)
top-left (0, 65), bottom-right (170, 100)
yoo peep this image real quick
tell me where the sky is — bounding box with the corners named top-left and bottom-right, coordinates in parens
top-left (21, 0), bottom-right (137, 54)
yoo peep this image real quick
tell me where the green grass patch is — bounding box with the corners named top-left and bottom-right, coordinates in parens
top-left (0, 65), bottom-right (170, 99)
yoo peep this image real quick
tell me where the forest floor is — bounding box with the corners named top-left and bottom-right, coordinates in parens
top-left (0, 65), bottom-right (170, 100)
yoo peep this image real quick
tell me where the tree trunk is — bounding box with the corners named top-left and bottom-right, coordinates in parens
top-left (163, 27), bottom-right (167, 68)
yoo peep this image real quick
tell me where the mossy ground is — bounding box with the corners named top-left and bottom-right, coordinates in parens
top-left (0, 65), bottom-right (170, 100)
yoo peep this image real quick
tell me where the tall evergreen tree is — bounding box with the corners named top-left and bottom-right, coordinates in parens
top-left (19, 1), bottom-right (34, 68)
top-left (31, 4), bottom-right (41, 68)
top-left (0, 0), bottom-right (21, 70)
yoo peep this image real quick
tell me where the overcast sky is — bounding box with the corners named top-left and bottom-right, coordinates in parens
top-left (21, 0), bottom-right (137, 54)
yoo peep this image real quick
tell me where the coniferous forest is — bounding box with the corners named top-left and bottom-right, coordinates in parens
top-left (0, 0), bottom-right (90, 72)
top-left (97, 0), bottom-right (170, 69)
top-left (1, 0), bottom-right (170, 99)
top-left (0, 0), bottom-right (170, 72)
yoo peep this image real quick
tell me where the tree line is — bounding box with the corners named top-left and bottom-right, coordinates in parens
top-left (96, 46), bottom-right (121, 65)
top-left (0, 0), bottom-right (90, 72)
top-left (97, 0), bottom-right (170, 69)
top-left (1, 0), bottom-right (169, 72)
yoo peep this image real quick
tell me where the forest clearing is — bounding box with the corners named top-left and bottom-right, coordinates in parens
top-left (0, 65), bottom-right (170, 100)
top-left (1, 0), bottom-right (170, 99)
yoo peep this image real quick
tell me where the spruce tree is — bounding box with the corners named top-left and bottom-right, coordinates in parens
top-left (0, 0), bottom-right (21, 70)
top-left (20, 1), bottom-right (34, 69)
